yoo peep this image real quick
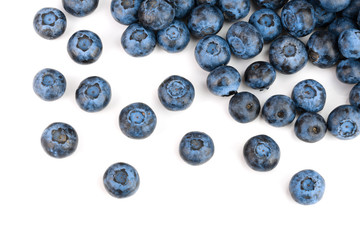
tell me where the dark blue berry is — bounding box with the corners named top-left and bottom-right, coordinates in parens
top-left (33, 8), bottom-right (67, 40)
top-left (33, 68), bottom-right (66, 101)
top-left (217, 0), bottom-right (250, 22)
top-left (121, 23), bottom-right (156, 57)
top-left (62, 0), bottom-right (99, 17)
top-left (244, 61), bottom-right (276, 90)
top-left (111, 0), bottom-right (142, 25)
top-left (328, 17), bottom-right (357, 38)
top-left (349, 82), bottom-right (360, 108)
top-left (336, 59), bottom-right (360, 84)
top-left (341, 0), bottom-right (360, 19)
top-left (327, 105), bottom-right (360, 139)
top-left (313, 0), bottom-right (351, 13)
top-left (138, 0), bottom-right (175, 31)
top-left (291, 79), bottom-right (326, 113)
top-left (228, 92), bottom-right (261, 123)
top-left (196, 0), bottom-right (217, 5)
top-left (307, 0), bottom-right (336, 28)
top-left (252, 0), bottom-right (289, 10)
top-left (206, 66), bottom-right (240, 96)
top-left (173, 0), bottom-right (195, 19)
top-left (249, 9), bottom-right (283, 43)
top-left (338, 28), bottom-right (360, 59)
top-left (294, 112), bottom-right (327, 143)
top-left (262, 95), bottom-right (296, 127)
top-left (157, 20), bottom-right (190, 53)
top-left (307, 31), bottom-right (339, 68)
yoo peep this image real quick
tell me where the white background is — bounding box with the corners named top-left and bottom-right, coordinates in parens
top-left (1, 1), bottom-right (359, 239)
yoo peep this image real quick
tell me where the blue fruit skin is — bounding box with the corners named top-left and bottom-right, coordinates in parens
top-left (33, 68), bottom-right (66, 101)
top-left (269, 35), bottom-right (308, 74)
top-left (111, 0), bottom-right (142, 25)
top-left (252, 0), bottom-right (288, 10)
top-left (349, 83), bottom-right (360, 108)
top-left (196, 0), bottom-right (217, 5)
top-left (41, 122), bottom-right (78, 158)
top-left (328, 17), bottom-right (357, 38)
top-left (158, 75), bottom-right (195, 111)
top-left (179, 131), bottom-right (215, 165)
top-left (327, 105), bottom-right (360, 139)
top-left (289, 169), bottom-right (325, 205)
top-left (187, 4), bottom-right (224, 38)
top-left (342, 0), bottom-right (360, 19)
top-left (281, 0), bottom-right (316, 38)
top-left (243, 135), bottom-right (280, 172)
top-left (76, 76), bottom-right (112, 112)
top-left (291, 79), bottom-right (326, 113)
top-left (33, 8), bottom-right (67, 40)
top-left (338, 28), bottom-right (360, 59)
top-left (194, 35), bottom-right (231, 72)
top-left (228, 92), bottom-right (261, 123)
top-left (119, 102), bottom-right (157, 139)
top-left (67, 30), bottom-right (103, 64)
top-left (207, 66), bottom-right (241, 96)
top-left (249, 9), bottom-right (283, 43)
top-left (121, 23), bottom-right (156, 57)
top-left (307, 1), bottom-right (335, 28)
top-left (138, 0), bottom-right (175, 31)
top-left (62, 0), bottom-right (99, 17)
top-left (244, 61), bottom-right (276, 91)
top-left (262, 95), bottom-right (296, 127)
top-left (313, 0), bottom-right (351, 13)
top-left (103, 162), bottom-right (140, 198)
top-left (307, 31), bottom-right (339, 68)
top-left (157, 20), bottom-right (190, 53)
top-left (358, 11), bottom-right (360, 27)
top-left (218, 0), bottom-right (250, 22)
top-left (294, 112), bottom-right (327, 143)
top-left (226, 21), bottom-right (264, 59)
top-left (173, 0), bottom-right (195, 18)
top-left (336, 59), bottom-right (360, 84)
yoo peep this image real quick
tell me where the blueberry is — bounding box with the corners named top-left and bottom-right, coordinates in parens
top-left (206, 66), bottom-right (240, 97)
top-left (291, 79), bottom-right (326, 113)
top-left (226, 21), bottom-right (263, 59)
top-left (269, 35), bottom-right (308, 74)
top-left (244, 61), bottom-right (276, 91)
top-left (328, 17), bottom-right (357, 38)
top-left (194, 35), bottom-right (231, 72)
top-left (307, 1), bottom-right (336, 28)
top-left (173, 0), bottom-right (195, 19)
top-left (217, 0), bottom-right (250, 22)
top-left (121, 23), bottom-right (156, 57)
top-left (33, 8), bottom-right (67, 40)
top-left (103, 162), bottom-right (140, 198)
top-left (358, 10), bottom-right (360, 27)
top-left (76, 76), bottom-right (112, 112)
top-left (313, 0), bottom-right (351, 13)
top-left (111, 0), bottom-right (142, 25)
top-left (228, 92), bottom-right (261, 123)
top-left (289, 169), bottom-right (325, 205)
top-left (62, 0), bottom-right (99, 17)
top-left (67, 30), bottom-right (103, 64)
top-left (41, 122), bottom-right (78, 158)
top-left (294, 112), bottom-right (327, 143)
top-left (249, 9), bottom-right (283, 43)
top-left (341, 0), bottom-right (360, 20)
top-left (33, 68), bottom-right (66, 101)
top-left (138, 0), bottom-right (175, 31)
top-left (262, 95), bottom-right (296, 127)
top-left (187, 4), bottom-right (224, 38)
top-left (338, 28), bottom-right (360, 59)
top-left (196, 0), bottom-right (217, 5)
top-left (119, 102), bottom-right (157, 139)
top-left (336, 59), bottom-right (360, 84)
top-left (327, 104), bottom-right (360, 139)
top-left (349, 82), bottom-right (360, 108)
top-left (158, 75), bottom-right (195, 111)
top-left (157, 20), bottom-right (190, 53)
top-left (252, 0), bottom-right (288, 10)
top-left (179, 131), bottom-right (215, 165)
top-left (243, 135), bottom-right (280, 172)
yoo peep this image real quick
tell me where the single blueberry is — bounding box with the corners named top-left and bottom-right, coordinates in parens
top-left (244, 61), bottom-right (276, 90)
top-left (338, 28), bottom-right (360, 59)
top-left (228, 92), bottom-right (261, 123)
top-left (158, 75), bottom-right (195, 111)
top-left (291, 79), bottom-right (326, 113)
top-left (252, 0), bottom-right (288, 10)
top-left (217, 0), bottom-right (250, 22)
top-left (313, 0), bottom-right (351, 13)
top-left (336, 59), bottom-right (360, 84)
top-left (119, 102), bottom-right (157, 139)
top-left (103, 162), bottom-right (140, 198)
top-left (138, 0), bottom-right (175, 31)
top-left (194, 35), bottom-right (231, 72)
top-left (249, 9), bottom-right (283, 43)
top-left (179, 131), bottom-right (215, 165)
top-left (294, 112), bottom-right (327, 143)
top-left (121, 23), bottom-right (156, 57)
top-left (33, 8), bottom-right (67, 40)
top-left (157, 20), bottom-right (190, 53)
top-left (269, 35), bottom-right (308, 74)
top-left (262, 95), bottom-right (296, 127)
top-left (207, 66), bottom-right (241, 97)
top-left (243, 135), bottom-right (280, 172)
top-left (62, 0), bottom-right (99, 17)
top-left (111, 0), bottom-right (142, 25)
top-left (33, 68), bottom-right (66, 101)
top-left (173, 0), bottom-right (195, 19)
top-left (307, 0), bottom-right (336, 28)
top-left (289, 169), bottom-right (325, 205)
top-left (328, 17), bottom-right (357, 38)
top-left (349, 82), bottom-right (360, 108)
top-left (196, 0), bottom-right (217, 5)
top-left (342, 0), bottom-right (360, 19)
top-left (41, 122), bottom-right (78, 158)
top-left (327, 105), bottom-right (360, 140)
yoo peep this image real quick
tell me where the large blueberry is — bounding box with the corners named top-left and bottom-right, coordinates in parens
top-left (244, 61), bottom-right (276, 91)
top-left (138, 0), bottom-right (175, 31)
top-left (157, 20), bottom-right (190, 53)
top-left (206, 66), bottom-right (240, 96)
top-left (62, 0), bottom-right (99, 17)
top-left (313, 0), bottom-right (351, 13)
top-left (262, 95), bottom-right (296, 127)
top-left (327, 105), bottom-right (360, 140)
top-left (111, 0), bottom-right (142, 25)
top-left (173, 0), bottom-right (195, 19)
top-left (228, 92), bottom-right (261, 123)
top-left (349, 82), bottom-right (360, 108)
top-left (328, 17), bottom-right (357, 38)
top-left (294, 112), bottom-right (327, 143)
top-left (218, 0), bottom-right (250, 22)
top-left (336, 59), bottom-right (360, 84)
top-left (307, 0), bottom-right (335, 28)
top-left (338, 28), bottom-right (360, 59)
top-left (41, 122), bottom-right (78, 158)
top-left (342, 0), bottom-right (360, 19)
top-left (121, 23), bottom-right (156, 57)
top-left (249, 9), bottom-right (283, 43)
top-left (33, 68), bottom-right (66, 101)
top-left (33, 8), bottom-right (67, 40)
top-left (291, 79), bottom-right (326, 113)
top-left (252, 0), bottom-right (288, 10)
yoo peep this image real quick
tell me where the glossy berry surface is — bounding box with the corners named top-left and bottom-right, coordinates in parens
top-left (62, 0), bottom-right (99, 17)
top-left (262, 95), bottom-right (296, 127)
top-left (218, 0), bottom-right (250, 22)
top-left (349, 83), bottom-right (360, 108)
top-left (157, 20), bottom-right (190, 53)
top-left (111, 0), bottom-right (142, 25)
top-left (249, 9), bottom-right (282, 43)
top-left (252, 0), bottom-right (288, 10)
top-left (138, 0), bottom-right (175, 31)
top-left (244, 61), bottom-right (276, 90)
top-left (179, 131), bottom-right (215, 165)
top-left (313, 0), bottom-right (351, 13)
top-left (207, 66), bottom-right (240, 97)
top-left (294, 112), bottom-right (327, 143)
top-left (121, 23), bottom-right (156, 57)
top-left (33, 68), bottom-right (66, 101)
top-left (194, 35), bottom-right (231, 72)
top-left (41, 122), bottom-right (78, 158)
top-left (67, 30), bottom-right (103, 64)
top-left (76, 76), bottom-right (112, 112)
top-left (291, 79), bottom-right (326, 113)
top-left (103, 162), bottom-right (140, 198)
top-left (173, 0), bottom-right (195, 19)
top-left (338, 28), bottom-right (360, 59)
top-left (158, 75), bottom-right (195, 111)
top-left (119, 102), bottom-right (157, 139)
top-left (328, 17), bottom-right (357, 38)
top-left (327, 105), bottom-right (360, 140)
top-left (336, 59), bottom-right (360, 84)
top-left (243, 135), bottom-right (280, 172)
top-left (228, 92), bottom-right (260, 123)
top-left (33, 8), bottom-right (67, 40)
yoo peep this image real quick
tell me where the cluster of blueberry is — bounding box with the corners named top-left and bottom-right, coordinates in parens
top-left (33, 0), bottom-right (360, 205)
